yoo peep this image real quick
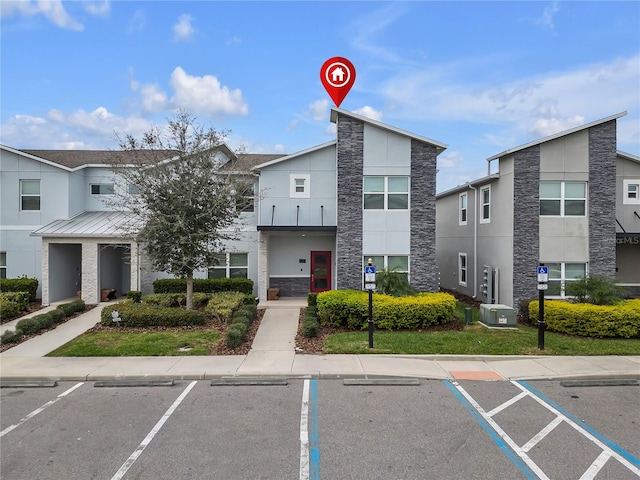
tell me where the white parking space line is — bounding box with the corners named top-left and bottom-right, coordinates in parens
top-left (300, 379), bottom-right (310, 480)
top-left (521, 416), bottom-right (563, 453)
top-left (110, 380), bottom-right (197, 480)
top-left (0, 382), bottom-right (84, 438)
top-left (486, 391), bottom-right (528, 417)
top-left (579, 451), bottom-right (612, 480)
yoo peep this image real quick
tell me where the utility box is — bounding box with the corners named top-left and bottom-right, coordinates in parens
top-left (480, 304), bottom-right (516, 326)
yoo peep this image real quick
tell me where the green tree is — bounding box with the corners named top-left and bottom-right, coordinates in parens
top-left (109, 110), bottom-right (253, 309)
top-left (565, 275), bottom-right (628, 306)
top-left (375, 267), bottom-right (417, 296)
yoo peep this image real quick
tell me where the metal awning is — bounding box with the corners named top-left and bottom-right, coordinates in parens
top-left (31, 211), bottom-right (141, 238)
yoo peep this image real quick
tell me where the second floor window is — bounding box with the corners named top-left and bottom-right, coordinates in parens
top-left (20, 179), bottom-right (40, 211)
top-left (540, 182), bottom-right (586, 216)
top-left (459, 193), bottom-right (467, 225)
top-left (624, 180), bottom-right (640, 204)
top-left (480, 186), bottom-right (490, 223)
top-left (363, 176), bottom-right (409, 210)
top-left (236, 182), bottom-right (255, 213)
top-left (0, 252), bottom-right (6, 279)
top-left (91, 184), bottom-right (115, 195)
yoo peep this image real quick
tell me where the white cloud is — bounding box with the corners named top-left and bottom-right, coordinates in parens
top-left (437, 151), bottom-right (461, 169)
top-left (84, 1), bottom-right (110, 17)
top-left (0, 0), bottom-right (84, 30)
top-left (536, 2), bottom-right (560, 29)
top-left (353, 106), bottom-right (383, 122)
top-left (325, 123), bottom-right (337, 136)
top-left (127, 9), bottom-right (145, 32)
top-left (528, 115), bottom-right (584, 137)
top-left (308, 99), bottom-right (329, 121)
top-left (226, 36), bottom-right (242, 46)
top-left (169, 67), bottom-right (248, 116)
top-left (173, 13), bottom-right (195, 42)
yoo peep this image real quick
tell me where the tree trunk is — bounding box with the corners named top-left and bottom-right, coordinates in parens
top-left (186, 271), bottom-right (194, 310)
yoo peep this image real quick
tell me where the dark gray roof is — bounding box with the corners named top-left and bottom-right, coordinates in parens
top-left (31, 211), bottom-right (142, 237)
top-left (19, 148), bottom-right (284, 171)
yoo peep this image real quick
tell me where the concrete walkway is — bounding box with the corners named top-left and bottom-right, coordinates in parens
top-left (1, 298), bottom-right (639, 382)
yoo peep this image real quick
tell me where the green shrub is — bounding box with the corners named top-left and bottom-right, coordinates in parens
top-left (566, 275), bottom-right (628, 305)
top-left (101, 303), bottom-right (206, 327)
top-left (374, 268), bottom-right (417, 297)
top-left (517, 298), bottom-right (536, 325)
top-left (317, 290), bottom-right (456, 330)
top-left (226, 323), bottom-right (248, 348)
top-left (243, 294), bottom-right (258, 305)
top-left (34, 313), bottom-right (54, 330)
top-left (50, 309), bottom-right (65, 323)
top-left (205, 292), bottom-right (247, 321)
top-left (1, 328), bottom-right (24, 345)
top-left (153, 278), bottom-right (253, 295)
top-left (126, 290), bottom-right (142, 303)
top-left (16, 317), bottom-right (40, 335)
top-left (302, 318), bottom-right (319, 337)
top-left (237, 304), bottom-right (257, 319)
top-left (307, 292), bottom-right (318, 308)
top-left (0, 277), bottom-right (38, 302)
top-left (1, 291), bottom-right (31, 311)
top-left (530, 299), bottom-right (640, 338)
top-left (305, 305), bottom-right (317, 317)
top-left (56, 299), bottom-right (86, 317)
top-left (231, 313), bottom-right (251, 328)
top-left (0, 297), bottom-right (21, 320)
top-left (141, 293), bottom-right (210, 308)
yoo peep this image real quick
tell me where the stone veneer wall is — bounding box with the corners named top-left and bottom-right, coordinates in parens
top-left (268, 277), bottom-right (310, 297)
top-left (512, 146), bottom-right (541, 306)
top-left (410, 139), bottom-right (438, 291)
top-left (335, 114), bottom-right (364, 290)
top-left (588, 120), bottom-right (617, 277)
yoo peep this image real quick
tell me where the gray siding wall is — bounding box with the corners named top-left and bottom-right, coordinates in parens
top-left (512, 146), bottom-right (541, 305)
top-left (410, 139), bottom-right (438, 291)
top-left (588, 120), bottom-right (617, 277)
top-left (336, 114), bottom-right (364, 290)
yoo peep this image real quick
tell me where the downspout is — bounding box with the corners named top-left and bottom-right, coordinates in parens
top-left (468, 184), bottom-right (478, 299)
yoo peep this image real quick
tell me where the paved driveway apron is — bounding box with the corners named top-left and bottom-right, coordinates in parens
top-left (1, 380), bottom-right (639, 480)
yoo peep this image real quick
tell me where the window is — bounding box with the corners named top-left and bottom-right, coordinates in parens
top-left (236, 181), bottom-right (255, 213)
top-left (458, 253), bottom-right (467, 286)
top-left (127, 184), bottom-right (141, 195)
top-left (539, 182), bottom-right (586, 216)
top-left (0, 252), bottom-right (6, 279)
top-left (91, 183), bottom-right (115, 195)
top-left (290, 174), bottom-right (310, 198)
top-left (363, 255), bottom-right (409, 281)
top-left (480, 186), bottom-right (490, 223)
top-left (20, 180), bottom-right (40, 211)
top-left (459, 193), bottom-right (467, 225)
top-left (545, 262), bottom-right (586, 297)
top-left (623, 180), bottom-right (640, 205)
top-left (208, 252), bottom-right (248, 279)
top-left (363, 176), bottom-right (409, 210)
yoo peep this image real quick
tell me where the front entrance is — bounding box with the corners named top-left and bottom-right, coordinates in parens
top-left (310, 251), bottom-right (331, 293)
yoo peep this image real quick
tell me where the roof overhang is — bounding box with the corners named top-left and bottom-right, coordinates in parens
top-left (31, 211), bottom-right (141, 238)
top-left (257, 225), bottom-right (337, 232)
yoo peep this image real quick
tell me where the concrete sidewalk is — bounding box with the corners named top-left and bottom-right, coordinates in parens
top-left (1, 299), bottom-right (639, 382)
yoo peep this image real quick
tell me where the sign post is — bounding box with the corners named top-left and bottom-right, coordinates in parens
top-left (365, 259), bottom-right (376, 348)
top-left (537, 264), bottom-right (548, 350)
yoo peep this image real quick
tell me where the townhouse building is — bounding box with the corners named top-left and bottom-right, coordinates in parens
top-left (435, 112), bottom-right (640, 308)
top-left (0, 108), bottom-right (445, 305)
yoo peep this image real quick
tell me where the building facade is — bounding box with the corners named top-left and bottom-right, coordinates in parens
top-left (436, 112), bottom-right (640, 307)
top-left (1, 108), bottom-right (445, 304)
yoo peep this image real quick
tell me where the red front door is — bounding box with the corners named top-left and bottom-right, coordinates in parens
top-left (310, 251), bottom-right (331, 293)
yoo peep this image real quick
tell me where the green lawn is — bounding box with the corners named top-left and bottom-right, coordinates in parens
top-left (323, 324), bottom-right (640, 355)
top-left (47, 329), bottom-right (220, 357)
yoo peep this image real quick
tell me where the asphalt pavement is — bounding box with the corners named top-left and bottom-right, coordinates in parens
top-left (1, 298), bottom-right (639, 382)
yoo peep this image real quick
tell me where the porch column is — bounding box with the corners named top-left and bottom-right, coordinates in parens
top-left (41, 238), bottom-right (50, 306)
top-left (82, 241), bottom-right (99, 304)
top-left (258, 231), bottom-right (269, 303)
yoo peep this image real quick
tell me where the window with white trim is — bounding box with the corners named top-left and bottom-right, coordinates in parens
top-left (20, 180), bottom-right (40, 211)
top-left (363, 255), bottom-right (409, 281)
top-left (546, 262), bottom-right (587, 297)
top-left (623, 180), bottom-right (640, 204)
top-left (459, 193), bottom-right (467, 225)
top-left (363, 176), bottom-right (409, 210)
top-left (480, 186), bottom-right (490, 223)
top-left (539, 181), bottom-right (586, 216)
top-left (0, 252), bottom-right (6, 279)
top-left (208, 252), bottom-right (248, 279)
top-left (458, 253), bottom-right (467, 286)
top-left (91, 183), bottom-right (115, 195)
top-left (290, 174), bottom-right (310, 198)
top-left (236, 181), bottom-right (255, 213)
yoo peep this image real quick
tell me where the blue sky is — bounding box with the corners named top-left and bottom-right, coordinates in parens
top-left (1, 1), bottom-right (639, 192)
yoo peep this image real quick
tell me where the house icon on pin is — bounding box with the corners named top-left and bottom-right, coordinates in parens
top-left (331, 67), bottom-right (345, 83)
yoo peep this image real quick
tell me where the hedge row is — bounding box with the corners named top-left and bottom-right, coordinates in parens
top-left (142, 293), bottom-right (211, 309)
top-left (317, 290), bottom-right (456, 330)
top-left (0, 292), bottom-right (32, 320)
top-left (1, 299), bottom-right (86, 345)
top-left (226, 304), bottom-right (259, 348)
top-left (0, 277), bottom-right (39, 302)
top-left (101, 303), bottom-right (206, 327)
top-left (529, 299), bottom-right (640, 338)
top-left (204, 292), bottom-right (248, 321)
top-left (153, 278), bottom-right (253, 295)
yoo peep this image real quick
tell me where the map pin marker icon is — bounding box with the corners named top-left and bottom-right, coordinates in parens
top-left (320, 57), bottom-right (356, 108)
